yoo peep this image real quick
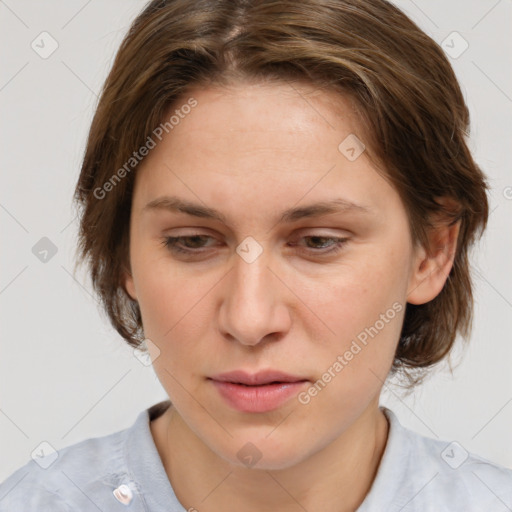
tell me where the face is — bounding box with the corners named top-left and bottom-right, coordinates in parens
top-left (124, 80), bottom-right (422, 470)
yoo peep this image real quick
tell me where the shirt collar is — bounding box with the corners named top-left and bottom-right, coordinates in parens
top-left (357, 406), bottom-right (414, 511)
top-left (124, 400), bottom-right (184, 511)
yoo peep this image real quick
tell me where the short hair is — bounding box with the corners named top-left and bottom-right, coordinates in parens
top-left (73, 0), bottom-right (489, 387)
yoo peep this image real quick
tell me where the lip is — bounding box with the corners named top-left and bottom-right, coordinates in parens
top-left (208, 370), bottom-right (309, 413)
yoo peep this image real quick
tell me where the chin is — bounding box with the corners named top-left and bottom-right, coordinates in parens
top-left (214, 435), bottom-right (314, 472)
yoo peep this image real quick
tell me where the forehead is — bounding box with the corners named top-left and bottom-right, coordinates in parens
top-left (174, 80), bottom-right (364, 145)
top-left (132, 81), bottom-right (401, 225)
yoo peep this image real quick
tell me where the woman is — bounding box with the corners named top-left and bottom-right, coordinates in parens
top-left (1, 0), bottom-right (511, 510)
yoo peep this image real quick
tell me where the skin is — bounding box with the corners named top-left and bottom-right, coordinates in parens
top-left (124, 80), bottom-right (460, 512)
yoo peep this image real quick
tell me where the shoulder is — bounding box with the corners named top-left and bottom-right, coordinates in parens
top-left (410, 428), bottom-right (512, 509)
top-left (361, 407), bottom-right (512, 512)
top-left (0, 415), bottom-right (136, 511)
top-left (0, 463), bottom-right (70, 511)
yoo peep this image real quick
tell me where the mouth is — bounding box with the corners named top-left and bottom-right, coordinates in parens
top-left (209, 370), bottom-right (309, 386)
top-left (208, 370), bottom-right (310, 413)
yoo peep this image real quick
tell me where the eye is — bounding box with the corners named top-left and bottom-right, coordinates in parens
top-left (161, 233), bottom-right (349, 257)
top-left (292, 235), bottom-right (349, 255)
top-left (161, 235), bottom-right (215, 254)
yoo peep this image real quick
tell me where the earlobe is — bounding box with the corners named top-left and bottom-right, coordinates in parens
top-left (407, 218), bottom-right (460, 306)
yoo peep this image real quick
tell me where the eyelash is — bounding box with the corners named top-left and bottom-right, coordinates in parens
top-left (161, 234), bottom-right (349, 256)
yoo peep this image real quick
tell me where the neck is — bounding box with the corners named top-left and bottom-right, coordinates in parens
top-left (151, 400), bottom-right (389, 512)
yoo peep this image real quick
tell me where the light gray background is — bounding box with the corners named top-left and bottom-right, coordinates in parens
top-left (1, 0), bottom-right (511, 482)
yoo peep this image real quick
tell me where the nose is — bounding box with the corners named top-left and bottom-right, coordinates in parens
top-left (218, 246), bottom-right (291, 347)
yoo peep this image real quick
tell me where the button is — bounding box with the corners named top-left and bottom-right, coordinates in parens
top-left (113, 484), bottom-right (133, 505)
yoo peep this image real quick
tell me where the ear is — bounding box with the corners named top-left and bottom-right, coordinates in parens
top-left (122, 265), bottom-right (138, 302)
top-left (407, 199), bottom-right (461, 305)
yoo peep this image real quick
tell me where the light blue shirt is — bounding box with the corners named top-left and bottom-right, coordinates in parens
top-left (1, 400), bottom-right (511, 511)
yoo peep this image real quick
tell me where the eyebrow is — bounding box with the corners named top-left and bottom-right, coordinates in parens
top-left (142, 195), bottom-right (373, 224)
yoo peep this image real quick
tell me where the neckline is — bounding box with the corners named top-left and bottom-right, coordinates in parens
top-left (129, 401), bottom-right (404, 511)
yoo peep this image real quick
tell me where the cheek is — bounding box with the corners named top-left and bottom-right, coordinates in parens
top-left (309, 247), bottom-right (408, 378)
top-left (136, 267), bottom-right (207, 401)
top-left (321, 251), bottom-right (406, 329)
top-left (131, 247), bottom-right (201, 343)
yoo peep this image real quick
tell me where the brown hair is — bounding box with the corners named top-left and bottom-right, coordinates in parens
top-left (73, 0), bottom-right (489, 386)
